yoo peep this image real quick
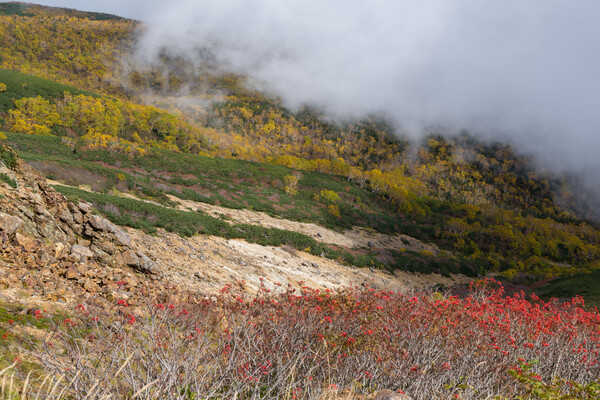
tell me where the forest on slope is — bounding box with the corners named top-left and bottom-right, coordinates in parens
top-left (0, 2), bottom-right (599, 288)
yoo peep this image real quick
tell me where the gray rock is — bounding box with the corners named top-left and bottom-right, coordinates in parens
top-left (68, 203), bottom-right (84, 225)
top-left (78, 201), bottom-right (93, 214)
top-left (70, 245), bottom-right (95, 263)
top-left (122, 250), bottom-right (159, 275)
top-left (112, 229), bottom-right (131, 247)
top-left (88, 214), bottom-right (110, 231)
top-left (38, 248), bottom-right (52, 265)
top-left (0, 212), bottom-right (23, 237)
top-left (95, 239), bottom-right (117, 255)
top-left (86, 215), bottom-right (131, 247)
top-left (90, 244), bottom-right (111, 263)
top-left (58, 209), bottom-right (74, 225)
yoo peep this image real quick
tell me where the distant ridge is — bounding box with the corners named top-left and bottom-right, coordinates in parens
top-left (0, 1), bottom-right (127, 20)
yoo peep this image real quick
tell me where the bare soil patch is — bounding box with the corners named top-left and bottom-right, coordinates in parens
top-left (126, 227), bottom-right (469, 296)
top-left (168, 194), bottom-right (440, 253)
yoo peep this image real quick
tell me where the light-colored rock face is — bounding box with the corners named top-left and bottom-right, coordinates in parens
top-left (85, 214), bottom-right (132, 249)
top-left (0, 147), bottom-right (132, 275)
top-left (125, 227), bottom-right (469, 296)
top-left (0, 154), bottom-right (132, 268)
top-left (70, 244), bottom-right (95, 263)
top-left (77, 200), bottom-right (93, 214)
top-left (121, 250), bottom-right (158, 275)
top-left (0, 152), bottom-right (77, 245)
top-left (168, 195), bottom-right (440, 254)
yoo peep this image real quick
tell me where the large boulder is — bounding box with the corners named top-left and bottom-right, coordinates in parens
top-left (86, 214), bottom-right (131, 247)
top-left (122, 250), bottom-right (159, 275)
top-left (0, 212), bottom-right (23, 237)
top-left (58, 208), bottom-right (74, 225)
top-left (70, 245), bottom-right (95, 263)
top-left (14, 233), bottom-right (41, 252)
top-left (77, 200), bottom-right (93, 214)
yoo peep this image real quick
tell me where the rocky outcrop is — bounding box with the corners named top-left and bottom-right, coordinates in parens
top-left (0, 146), bottom-right (133, 262)
top-left (0, 146), bottom-right (151, 299)
top-left (85, 214), bottom-right (131, 250)
top-left (0, 148), bottom-right (81, 245)
top-left (121, 250), bottom-right (160, 275)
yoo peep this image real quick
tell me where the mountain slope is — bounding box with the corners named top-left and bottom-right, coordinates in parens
top-left (0, 3), bottom-right (598, 292)
top-left (1, 4), bottom-right (600, 399)
top-left (0, 144), bottom-right (464, 305)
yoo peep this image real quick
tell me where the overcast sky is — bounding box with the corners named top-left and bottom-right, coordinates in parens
top-left (27, 1), bottom-right (600, 177)
top-left (30, 0), bottom-right (148, 19)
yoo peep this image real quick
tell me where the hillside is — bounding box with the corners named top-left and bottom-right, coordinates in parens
top-left (0, 144), bottom-right (473, 398)
top-left (0, 2), bottom-right (598, 292)
top-left (0, 3), bottom-right (599, 398)
top-left (0, 145), bottom-right (599, 398)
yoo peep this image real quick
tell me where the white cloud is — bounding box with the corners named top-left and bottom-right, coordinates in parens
top-left (31, 1), bottom-right (600, 175)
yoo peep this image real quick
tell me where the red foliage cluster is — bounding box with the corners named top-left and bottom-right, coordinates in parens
top-left (20, 278), bottom-right (600, 398)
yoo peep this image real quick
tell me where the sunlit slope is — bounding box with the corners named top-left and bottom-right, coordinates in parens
top-left (0, 68), bottom-right (96, 111)
top-left (0, 3), bottom-right (599, 287)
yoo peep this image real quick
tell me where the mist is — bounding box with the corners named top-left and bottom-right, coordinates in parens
top-left (131, 2), bottom-right (598, 167)
top-left (33, 1), bottom-right (600, 168)
top-left (31, 2), bottom-right (600, 194)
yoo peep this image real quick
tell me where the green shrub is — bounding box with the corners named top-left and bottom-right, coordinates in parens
top-left (0, 146), bottom-right (17, 169)
top-left (0, 173), bottom-right (16, 188)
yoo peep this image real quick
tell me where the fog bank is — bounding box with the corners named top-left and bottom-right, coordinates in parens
top-left (32, 1), bottom-right (600, 181)
top-left (136, 1), bottom-right (600, 172)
